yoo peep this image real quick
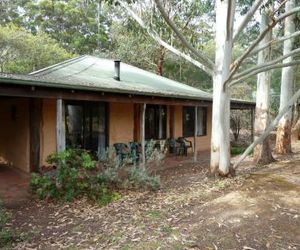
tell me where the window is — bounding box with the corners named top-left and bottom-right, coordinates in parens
top-left (65, 101), bottom-right (107, 153)
top-left (196, 107), bottom-right (207, 136)
top-left (145, 105), bottom-right (166, 140)
top-left (182, 106), bottom-right (207, 137)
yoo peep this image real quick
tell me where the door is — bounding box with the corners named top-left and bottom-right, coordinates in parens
top-left (65, 101), bottom-right (107, 155)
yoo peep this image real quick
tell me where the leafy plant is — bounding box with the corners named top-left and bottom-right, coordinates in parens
top-left (128, 166), bottom-right (160, 191)
top-left (0, 201), bottom-right (13, 247)
top-left (30, 145), bottom-right (162, 205)
top-left (231, 145), bottom-right (247, 156)
top-left (30, 149), bottom-right (108, 202)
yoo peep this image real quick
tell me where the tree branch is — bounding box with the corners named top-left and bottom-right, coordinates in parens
top-left (229, 60), bottom-right (300, 86)
top-left (250, 30), bottom-right (300, 55)
top-left (233, 0), bottom-right (264, 42)
top-left (272, 0), bottom-right (288, 16)
top-left (153, 0), bottom-right (215, 70)
top-left (233, 47), bottom-right (300, 80)
top-left (227, 6), bottom-right (300, 85)
top-left (233, 87), bottom-right (300, 169)
top-left (117, 0), bottom-right (214, 76)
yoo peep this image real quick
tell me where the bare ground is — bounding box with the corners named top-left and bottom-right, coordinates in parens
top-left (5, 142), bottom-right (300, 250)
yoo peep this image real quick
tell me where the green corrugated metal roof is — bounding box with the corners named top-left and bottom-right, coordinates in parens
top-left (28, 55), bottom-right (212, 100)
top-left (0, 55), bottom-right (254, 105)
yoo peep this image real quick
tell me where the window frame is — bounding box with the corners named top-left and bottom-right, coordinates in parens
top-left (182, 106), bottom-right (207, 138)
top-left (145, 104), bottom-right (167, 140)
top-left (65, 101), bottom-right (108, 153)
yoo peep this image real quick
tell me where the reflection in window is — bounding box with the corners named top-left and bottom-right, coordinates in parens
top-left (65, 102), bottom-right (107, 154)
top-left (145, 105), bottom-right (166, 140)
top-left (183, 106), bottom-right (207, 137)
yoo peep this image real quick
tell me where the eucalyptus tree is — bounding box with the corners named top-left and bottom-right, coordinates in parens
top-left (108, 1), bottom-right (213, 88)
top-left (253, 3), bottom-right (274, 165)
top-left (275, 0), bottom-right (296, 154)
top-left (1, 0), bottom-right (111, 54)
top-left (0, 24), bottom-right (73, 73)
top-left (117, 0), bottom-right (300, 175)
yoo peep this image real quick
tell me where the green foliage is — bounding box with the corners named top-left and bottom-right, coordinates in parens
top-left (30, 173), bottom-right (58, 200)
top-left (30, 149), bottom-right (113, 202)
top-left (0, 24), bottom-right (74, 74)
top-left (4, 0), bottom-right (111, 54)
top-left (231, 145), bottom-right (247, 156)
top-left (0, 201), bottom-right (13, 247)
top-left (107, 1), bottom-right (214, 91)
top-left (128, 166), bottom-right (160, 191)
top-left (30, 146), bottom-right (162, 204)
top-left (98, 144), bottom-right (162, 191)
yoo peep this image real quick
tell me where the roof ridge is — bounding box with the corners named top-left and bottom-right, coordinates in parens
top-left (29, 55), bottom-right (87, 76)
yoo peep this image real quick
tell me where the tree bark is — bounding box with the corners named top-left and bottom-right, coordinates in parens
top-left (210, 0), bottom-right (235, 176)
top-left (234, 87), bottom-right (300, 169)
top-left (156, 45), bottom-right (165, 76)
top-left (253, 7), bottom-right (274, 165)
top-left (275, 0), bottom-right (295, 154)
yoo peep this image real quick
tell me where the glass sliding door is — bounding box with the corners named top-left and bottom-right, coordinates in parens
top-left (145, 105), bottom-right (166, 140)
top-left (65, 101), bottom-right (107, 155)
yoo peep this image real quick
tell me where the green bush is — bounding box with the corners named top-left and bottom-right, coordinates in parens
top-left (30, 148), bottom-right (116, 203)
top-left (231, 145), bottom-right (247, 156)
top-left (0, 201), bottom-right (13, 247)
top-left (30, 146), bottom-right (162, 205)
top-left (128, 166), bottom-right (160, 191)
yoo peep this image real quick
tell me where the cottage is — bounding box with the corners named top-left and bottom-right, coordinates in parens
top-left (0, 55), bottom-right (254, 173)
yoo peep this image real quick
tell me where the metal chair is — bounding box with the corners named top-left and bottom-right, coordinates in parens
top-left (129, 142), bottom-right (140, 164)
top-left (113, 143), bottom-right (129, 165)
top-left (177, 137), bottom-right (193, 156)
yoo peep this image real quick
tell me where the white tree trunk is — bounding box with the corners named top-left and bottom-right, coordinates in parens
top-left (210, 0), bottom-right (235, 175)
top-left (253, 7), bottom-right (274, 165)
top-left (275, 0), bottom-right (296, 154)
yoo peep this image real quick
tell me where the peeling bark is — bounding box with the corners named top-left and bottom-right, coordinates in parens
top-left (275, 0), bottom-right (295, 154)
top-left (276, 120), bottom-right (292, 154)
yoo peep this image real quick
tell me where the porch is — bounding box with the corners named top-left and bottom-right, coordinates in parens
top-left (0, 165), bottom-right (30, 208)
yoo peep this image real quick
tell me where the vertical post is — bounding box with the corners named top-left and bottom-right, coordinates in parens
top-left (169, 106), bottom-right (175, 138)
top-left (194, 106), bottom-right (198, 163)
top-left (56, 99), bottom-right (66, 152)
top-left (30, 98), bottom-right (42, 172)
top-left (158, 105), bottom-right (163, 139)
top-left (141, 103), bottom-right (146, 166)
top-left (251, 107), bottom-right (254, 142)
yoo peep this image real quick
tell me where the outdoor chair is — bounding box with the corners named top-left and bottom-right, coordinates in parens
top-left (113, 143), bottom-right (129, 165)
top-left (176, 137), bottom-right (193, 156)
top-left (166, 138), bottom-right (184, 156)
top-left (129, 142), bottom-right (141, 164)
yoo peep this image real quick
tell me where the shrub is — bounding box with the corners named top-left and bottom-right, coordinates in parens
top-left (98, 143), bottom-right (162, 191)
top-left (30, 148), bottom-right (116, 203)
top-left (231, 145), bottom-right (247, 156)
top-left (0, 201), bottom-right (13, 247)
top-left (30, 145), bottom-right (162, 205)
top-left (128, 166), bottom-right (160, 191)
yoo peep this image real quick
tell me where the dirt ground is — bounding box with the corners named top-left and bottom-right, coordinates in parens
top-left (4, 142), bottom-right (300, 249)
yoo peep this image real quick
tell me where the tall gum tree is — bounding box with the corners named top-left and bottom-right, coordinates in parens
top-left (117, 0), bottom-right (300, 174)
top-left (253, 4), bottom-right (275, 165)
top-left (210, 0), bottom-right (235, 175)
top-left (275, 0), bottom-right (296, 154)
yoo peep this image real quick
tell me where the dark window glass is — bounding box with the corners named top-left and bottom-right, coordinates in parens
top-left (183, 107), bottom-right (195, 137)
top-left (65, 102), bottom-right (107, 153)
top-left (183, 106), bottom-right (207, 137)
top-left (145, 105), bottom-right (166, 140)
top-left (197, 107), bottom-right (207, 136)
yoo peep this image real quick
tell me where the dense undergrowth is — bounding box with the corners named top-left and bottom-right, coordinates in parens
top-left (30, 144), bottom-right (162, 205)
